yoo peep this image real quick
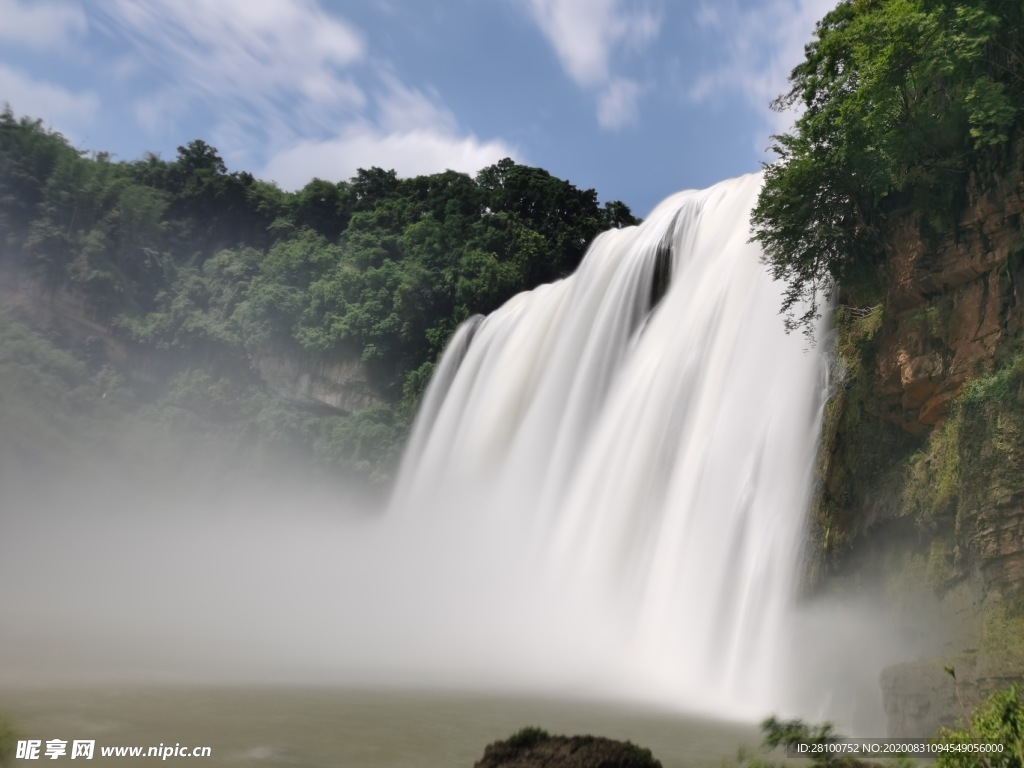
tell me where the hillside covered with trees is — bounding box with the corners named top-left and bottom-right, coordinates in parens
top-left (0, 107), bottom-right (637, 484)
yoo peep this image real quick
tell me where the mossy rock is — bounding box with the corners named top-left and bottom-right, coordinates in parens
top-left (475, 729), bottom-right (662, 768)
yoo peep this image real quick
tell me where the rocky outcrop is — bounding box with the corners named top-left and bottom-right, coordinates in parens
top-left (254, 350), bottom-right (381, 414)
top-left (474, 732), bottom-right (662, 768)
top-left (0, 264), bottom-right (134, 366)
top-left (881, 653), bottom-right (1024, 738)
top-left (880, 661), bottom-right (962, 738)
top-left (959, 447), bottom-right (1024, 601)
top-left (877, 167), bottom-right (1024, 434)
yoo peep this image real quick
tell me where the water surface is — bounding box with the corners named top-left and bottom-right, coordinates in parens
top-left (1, 686), bottom-right (760, 767)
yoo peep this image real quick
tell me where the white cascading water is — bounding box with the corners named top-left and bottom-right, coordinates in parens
top-left (390, 171), bottom-right (827, 717)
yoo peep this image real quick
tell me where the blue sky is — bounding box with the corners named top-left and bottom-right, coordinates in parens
top-left (0, 0), bottom-right (836, 218)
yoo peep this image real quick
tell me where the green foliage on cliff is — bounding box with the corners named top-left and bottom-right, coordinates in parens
top-left (753, 0), bottom-right (1024, 335)
top-left (903, 413), bottom-right (962, 527)
top-left (937, 685), bottom-right (1024, 768)
top-left (0, 108), bottom-right (638, 480)
top-left (903, 355), bottom-right (1024, 542)
top-left (981, 604), bottom-right (1024, 657)
top-left (960, 355), bottom-right (1024, 410)
top-left (808, 302), bottom-right (914, 582)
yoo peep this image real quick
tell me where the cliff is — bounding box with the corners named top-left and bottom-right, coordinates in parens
top-left (812, 150), bottom-right (1024, 735)
top-left (881, 170), bottom-right (1024, 436)
top-left (254, 350), bottom-right (379, 415)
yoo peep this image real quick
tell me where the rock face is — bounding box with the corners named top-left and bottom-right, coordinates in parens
top-left (958, 401), bottom-right (1024, 601)
top-left (880, 662), bottom-right (962, 738)
top-left (474, 732), bottom-right (662, 768)
top-left (873, 165), bottom-right (1024, 601)
top-left (881, 654), bottom-right (1024, 738)
top-left (816, 160), bottom-right (1024, 594)
top-left (877, 168), bottom-right (1024, 435)
top-left (815, 157), bottom-right (1024, 737)
top-left (254, 350), bottom-right (381, 414)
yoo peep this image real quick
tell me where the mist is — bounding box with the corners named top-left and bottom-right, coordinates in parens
top-left (0, 456), bottom-right (635, 694)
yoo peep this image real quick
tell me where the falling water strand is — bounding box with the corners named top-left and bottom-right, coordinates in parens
top-left (391, 172), bottom-right (827, 717)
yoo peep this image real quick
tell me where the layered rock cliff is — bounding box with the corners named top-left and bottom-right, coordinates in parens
top-left (255, 351), bottom-right (379, 415)
top-left (881, 172), bottom-right (1024, 435)
top-left (811, 151), bottom-right (1024, 735)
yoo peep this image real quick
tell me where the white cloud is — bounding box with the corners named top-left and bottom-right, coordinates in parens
top-left (689, 0), bottom-right (836, 144)
top-left (376, 75), bottom-right (457, 135)
top-left (597, 77), bottom-right (643, 130)
top-left (525, 0), bottom-right (658, 87)
top-left (0, 65), bottom-right (99, 127)
top-left (262, 62), bottom-right (519, 188)
top-left (93, 0), bottom-right (516, 184)
top-left (0, 0), bottom-right (87, 51)
top-left (98, 0), bottom-right (367, 141)
top-left (521, 0), bottom-right (659, 130)
top-left (261, 127), bottom-right (519, 191)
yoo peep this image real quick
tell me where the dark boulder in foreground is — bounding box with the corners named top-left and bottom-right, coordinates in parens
top-left (474, 727), bottom-right (662, 768)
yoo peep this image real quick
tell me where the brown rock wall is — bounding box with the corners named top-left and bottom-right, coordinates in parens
top-left (962, 487), bottom-right (1024, 599)
top-left (881, 653), bottom-right (1024, 738)
top-left (877, 167), bottom-right (1024, 433)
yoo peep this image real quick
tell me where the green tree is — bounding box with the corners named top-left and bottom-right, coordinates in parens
top-left (751, 0), bottom-right (1023, 336)
top-left (351, 167), bottom-right (399, 210)
top-left (0, 107), bottom-right (81, 256)
top-left (289, 177), bottom-right (353, 241)
top-left (936, 684), bottom-right (1023, 768)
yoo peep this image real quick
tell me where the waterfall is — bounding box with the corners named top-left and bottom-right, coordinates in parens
top-left (390, 172), bottom-right (828, 717)
top-left (0, 171), bottom-right (833, 720)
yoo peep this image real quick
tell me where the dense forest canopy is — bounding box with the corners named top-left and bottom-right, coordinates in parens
top-left (0, 106), bottom-right (638, 480)
top-left (752, 0), bottom-right (1024, 335)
